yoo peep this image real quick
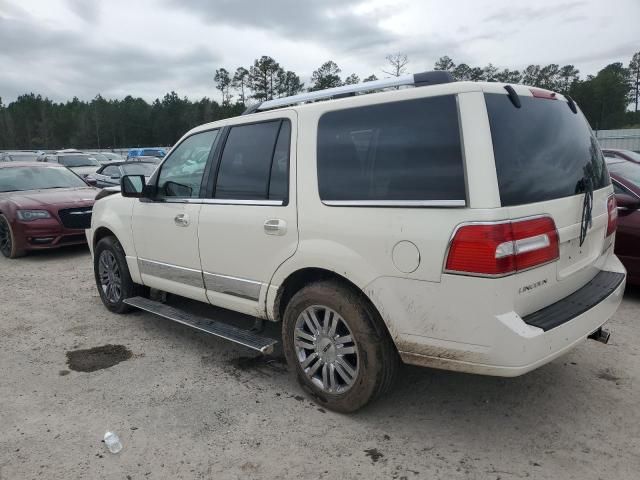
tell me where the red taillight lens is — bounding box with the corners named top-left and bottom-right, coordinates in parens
top-left (445, 217), bottom-right (559, 277)
top-left (606, 195), bottom-right (617, 237)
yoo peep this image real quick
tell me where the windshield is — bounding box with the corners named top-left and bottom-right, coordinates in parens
top-left (8, 153), bottom-right (39, 162)
top-left (621, 151), bottom-right (640, 162)
top-left (0, 166), bottom-right (88, 192)
top-left (142, 149), bottom-right (165, 157)
top-left (122, 163), bottom-right (156, 176)
top-left (485, 93), bottom-right (609, 206)
top-left (608, 161), bottom-right (640, 188)
top-left (88, 153), bottom-right (109, 162)
top-left (60, 155), bottom-right (100, 167)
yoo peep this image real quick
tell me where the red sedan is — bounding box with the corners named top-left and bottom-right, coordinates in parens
top-left (0, 162), bottom-right (97, 258)
top-left (607, 158), bottom-right (640, 286)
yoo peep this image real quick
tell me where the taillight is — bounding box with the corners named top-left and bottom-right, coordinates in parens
top-left (606, 195), bottom-right (617, 237)
top-left (445, 217), bottom-right (559, 277)
top-left (529, 88), bottom-right (557, 100)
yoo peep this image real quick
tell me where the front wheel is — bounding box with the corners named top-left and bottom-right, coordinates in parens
top-left (0, 214), bottom-right (25, 259)
top-left (282, 280), bottom-right (398, 413)
top-left (94, 236), bottom-right (144, 313)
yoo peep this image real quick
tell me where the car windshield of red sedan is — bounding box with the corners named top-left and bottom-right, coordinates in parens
top-left (0, 166), bottom-right (88, 192)
top-left (608, 161), bottom-right (640, 188)
top-left (59, 155), bottom-right (100, 167)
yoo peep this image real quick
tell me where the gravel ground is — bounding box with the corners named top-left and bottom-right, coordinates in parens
top-left (1, 246), bottom-right (639, 479)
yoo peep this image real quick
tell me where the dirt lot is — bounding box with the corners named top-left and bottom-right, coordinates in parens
top-left (1, 246), bottom-right (639, 479)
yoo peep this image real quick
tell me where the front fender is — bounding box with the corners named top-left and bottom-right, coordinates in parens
top-left (90, 195), bottom-right (140, 283)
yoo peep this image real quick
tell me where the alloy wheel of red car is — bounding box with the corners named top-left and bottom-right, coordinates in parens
top-left (0, 215), bottom-right (13, 258)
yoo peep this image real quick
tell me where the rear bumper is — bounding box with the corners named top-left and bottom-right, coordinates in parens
top-left (366, 254), bottom-right (626, 376)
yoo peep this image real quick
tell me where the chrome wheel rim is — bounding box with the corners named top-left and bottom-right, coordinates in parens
top-left (0, 218), bottom-right (11, 257)
top-left (98, 250), bottom-right (122, 303)
top-left (294, 305), bottom-right (359, 394)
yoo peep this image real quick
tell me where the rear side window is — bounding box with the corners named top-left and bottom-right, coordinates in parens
top-left (485, 93), bottom-right (610, 207)
top-left (317, 96), bottom-right (465, 203)
top-left (215, 120), bottom-right (290, 201)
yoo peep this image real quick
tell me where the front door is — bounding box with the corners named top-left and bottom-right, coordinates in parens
top-left (197, 113), bottom-right (298, 317)
top-left (132, 129), bottom-right (220, 302)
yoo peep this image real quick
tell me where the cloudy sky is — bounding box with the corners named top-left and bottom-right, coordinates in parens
top-left (0, 0), bottom-right (638, 103)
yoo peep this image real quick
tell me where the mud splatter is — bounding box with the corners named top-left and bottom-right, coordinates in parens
top-left (598, 370), bottom-right (621, 382)
top-left (66, 345), bottom-right (132, 372)
top-left (225, 355), bottom-right (288, 376)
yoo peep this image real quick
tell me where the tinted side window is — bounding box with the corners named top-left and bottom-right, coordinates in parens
top-left (215, 120), bottom-right (289, 201)
top-left (612, 182), bottom-right (627, 195)
top-left (157, 130), bottom-right (218, 198)
top-left (268, 121), bottom-right (291, 201)
top-left (317, 96), bottom-right (465, 202)
top-left (103, 165), bottom-right (119, 177)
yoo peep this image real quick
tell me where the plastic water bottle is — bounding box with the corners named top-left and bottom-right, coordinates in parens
top-left (104, 431), bottom-right (123, 454)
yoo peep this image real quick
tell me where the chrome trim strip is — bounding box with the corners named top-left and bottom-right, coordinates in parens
top-left (138, 258), bottom-right (204, 288)
top-left (203, 272), bottom-right (262, 301)
top-left (322, 200), bottom-right (466, 207)
top-left (161, 198), bottom-right (284, 206)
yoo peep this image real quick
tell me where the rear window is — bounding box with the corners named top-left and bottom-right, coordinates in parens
top-left (60, 155), bottom-right (100, 167)
top-left (317, 96), bottom-right (466, 204)
top-left (485, 93), bottom-right (609, 206)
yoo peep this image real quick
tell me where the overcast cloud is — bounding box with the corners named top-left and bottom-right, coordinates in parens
top-left (0, 0), bottom-right (638, 103)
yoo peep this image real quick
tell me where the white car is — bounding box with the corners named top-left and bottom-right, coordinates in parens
top-left (40, 152), bottom-right (101, 179)
top-left (88, 72), bottom-right (626, 412)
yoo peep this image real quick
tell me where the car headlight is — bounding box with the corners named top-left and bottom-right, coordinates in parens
top-left (16, 210), bottom-right (52, 221)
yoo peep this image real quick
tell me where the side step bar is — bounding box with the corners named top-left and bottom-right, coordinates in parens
top-left (123, 296), bottom-right (277, 354)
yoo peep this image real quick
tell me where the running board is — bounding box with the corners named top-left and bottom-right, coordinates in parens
top-left (123, 296), bottom-right (277, 354)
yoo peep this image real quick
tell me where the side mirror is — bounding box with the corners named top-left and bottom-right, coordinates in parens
top-left (615, 193), bottom-right (640, 211)
top-left (121, 175), bottom-right (147, 198)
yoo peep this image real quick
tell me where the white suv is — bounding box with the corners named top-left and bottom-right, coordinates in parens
top-left (88, 72), bottom-right (626, 412)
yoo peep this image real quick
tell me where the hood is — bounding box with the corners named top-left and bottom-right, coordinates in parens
top-left (69, 166), bottom-right (100, 176)
top-left (4, 187), bottom-right (97, 210)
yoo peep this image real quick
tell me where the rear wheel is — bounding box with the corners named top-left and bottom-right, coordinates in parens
top-left (94, 236), bottom-right (145, 313)
top-left (282, 280), bottom-right (398, 413)
top-left (0, 214), bottom-right (25, 259)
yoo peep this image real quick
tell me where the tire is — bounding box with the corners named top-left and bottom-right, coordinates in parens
top-left (0, 214), bottom-right (25, 259)
top-left (282, 280), bottom-right (398, 413)
top-left (94, 236), bottom-right (145, 313)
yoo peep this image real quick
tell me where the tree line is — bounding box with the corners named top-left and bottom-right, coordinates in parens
top-left (1, 51), bottom-right (638, 150)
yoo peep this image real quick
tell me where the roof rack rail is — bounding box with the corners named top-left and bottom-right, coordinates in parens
top-left (242, 70), bottom-right (453, 114)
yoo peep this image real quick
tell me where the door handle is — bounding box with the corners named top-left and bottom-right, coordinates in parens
top-left (264, 219), bottom-right (286, 236)
top-left (174, 213), bottom-right (190, 227)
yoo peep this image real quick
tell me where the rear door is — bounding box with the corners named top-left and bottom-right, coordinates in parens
top-left (484, 89), bottom-right (614, 314)
top-left (197, 112), bottom-right (298, 317)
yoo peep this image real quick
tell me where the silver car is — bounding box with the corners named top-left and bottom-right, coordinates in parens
top-left (91, 161), bottom-right (157, 188)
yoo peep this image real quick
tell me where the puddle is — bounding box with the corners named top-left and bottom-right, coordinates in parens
top-left (364, 448), bottom-right (384, 463)
top-left (66, 344), bottom-right (132, 372)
